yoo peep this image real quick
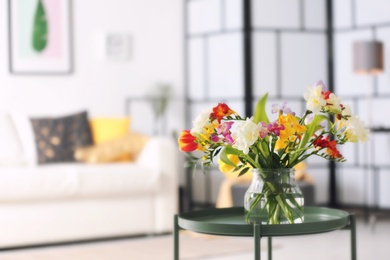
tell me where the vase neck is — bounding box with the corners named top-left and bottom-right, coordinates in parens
top-left (252, 168), bottom-right (296, 183)
top-left (252, 168), bottom-right (295, 175)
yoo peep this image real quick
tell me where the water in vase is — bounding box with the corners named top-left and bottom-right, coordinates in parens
top-left (244, 192), bottom-right (304, 224)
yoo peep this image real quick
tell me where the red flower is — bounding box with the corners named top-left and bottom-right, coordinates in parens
top-left (313, 135), bottom-right (329, 148)
top-left (210, 103), bottom-right (235, 123)
top-left (322, 90), bottom-right (332, 100)
top-left (313, 136), bottom-right (343, 159)
top-left (326, 140), bottom-right (343, 159)
top-left (178, 130), bottom-right (198, 152)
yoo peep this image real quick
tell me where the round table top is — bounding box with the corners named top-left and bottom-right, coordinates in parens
top-left (178, 207), bottom-right (350, 237)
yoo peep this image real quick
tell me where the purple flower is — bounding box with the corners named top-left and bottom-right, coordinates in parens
top-left (271, 102), bottom-right (295, 115)
top-left (312, 80), bottom-right (326, 92)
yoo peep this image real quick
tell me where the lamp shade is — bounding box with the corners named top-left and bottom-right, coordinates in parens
top-left (353, 41), bottom-right (384, 75)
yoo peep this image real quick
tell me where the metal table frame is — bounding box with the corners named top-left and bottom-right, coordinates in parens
top-left (174, 207), bottom-right (356, 260)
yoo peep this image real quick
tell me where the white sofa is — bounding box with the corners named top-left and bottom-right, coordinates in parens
top-left (0, 113), bottom-right (178, 248)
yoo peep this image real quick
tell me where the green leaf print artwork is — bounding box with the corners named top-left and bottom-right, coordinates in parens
top-left (32, 0), bottom-right (48, 52)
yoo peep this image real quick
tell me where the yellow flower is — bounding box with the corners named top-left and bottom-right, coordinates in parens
top-left (218, 154), bottom-right (240, 173)
top-left (276, 114), bottom-right (306, 150)
top-left (191, 120), bottom-right (220, 152)
top-left (218, 154), bottom-right (252, 181)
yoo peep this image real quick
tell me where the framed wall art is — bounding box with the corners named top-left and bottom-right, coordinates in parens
top-left (8, 0), bottom-right (73, 74)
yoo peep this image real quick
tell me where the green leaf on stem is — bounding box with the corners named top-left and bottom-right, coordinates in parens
top-left (253, 93), bottom-right (270, 124)
top-left (299, 114), bottom-right (330, 150)
top-left (220, 147), bottom-right (238, 167)
top-left (238, 167), bottom-right (250, 177)
top-left (290, 114), bottom-right (331, 165)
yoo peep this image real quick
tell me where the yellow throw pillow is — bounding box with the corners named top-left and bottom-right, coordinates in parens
top-left (218, 154), bottom-right (252, 182)
top-left (89, 117), bottom-right (131, 144)
top-left (294, 161), bottom-right (315, 184)
top-left (74, 132), bottom-right (149, 164)
top-left (89, 117), bottom-right (131, 161)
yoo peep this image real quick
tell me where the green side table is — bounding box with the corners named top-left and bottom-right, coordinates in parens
top-left (174, 207), bottom-right (356, 260)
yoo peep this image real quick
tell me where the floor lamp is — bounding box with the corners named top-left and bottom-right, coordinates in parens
top-left (353, 40), bottom-right (384, 224)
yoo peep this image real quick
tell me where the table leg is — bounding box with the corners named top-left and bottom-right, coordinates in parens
top-left (268, 237), bottom-right (272, 260)
top-left (174, 215), bottom-right (179, 260)
top-left (350, 214), bottom-right (357, 260)
top-left (254, 224), bottom-right (261, 260)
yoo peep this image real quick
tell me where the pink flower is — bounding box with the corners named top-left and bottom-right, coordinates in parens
top-left (267, 122), bottom-right (285, 136)
top-left (217, 121), bottom-right (234, 135)
top-left (259, 122), bottom-right (269, 138)
top-left (224, 133), bottom-right (234, 144)
top-left (210, 134), bottom-right (220, 143)
top-left (217, 121), bottom-right (234, 144)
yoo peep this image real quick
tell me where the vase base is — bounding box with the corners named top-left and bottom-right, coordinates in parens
top-left (244, 169), bottom-right (305, 225)
top-left (245, 216), bottom-right (304, 225)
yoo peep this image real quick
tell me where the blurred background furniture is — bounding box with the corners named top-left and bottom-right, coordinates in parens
top-left (0, 112), bottom-right (178, 248)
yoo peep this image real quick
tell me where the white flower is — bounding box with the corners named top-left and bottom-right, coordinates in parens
top-left (344, 116), bottom-right (369, 143)
top-left (341, 104), bottom-right (352, 122)
top-left (190, 108), bottom-right (212, 136)
top-left (232, 118), bottom-right (260, 154)
top-left (326, 93), bottom-right (342, 114)
top-left (303, 85), bottom-right (326, 115)
top-left (334, 103), bottom-right (353, 131)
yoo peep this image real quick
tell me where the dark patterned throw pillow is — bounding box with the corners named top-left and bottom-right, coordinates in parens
top-left (30, 111), bottom-right (93, 164)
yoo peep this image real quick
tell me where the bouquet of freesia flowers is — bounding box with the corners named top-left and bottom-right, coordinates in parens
top-left (178, 81), bottom-right (368, 224)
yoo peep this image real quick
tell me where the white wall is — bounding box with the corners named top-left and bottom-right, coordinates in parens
top-left (0, 0), bottom-right (184, 135)
top-left (333, 0), bottom-right (390, 209)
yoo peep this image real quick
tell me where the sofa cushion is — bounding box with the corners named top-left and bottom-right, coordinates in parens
top-left (0, 163), bottom-right (160, 202)
top-left (76, 163), bottom-right (159, 197)
top-left (89, 117), bottom-right (131, 144)
top-left (0, 113), bottom-right (26, 166)
top-left (74, 132), bottom-right (149, 163)
top-left (0, 164), bottom-right (79, 202)
top-left (30, 111), bottom-right (93, 164)
top-left (9, 111), bottom-right (38, 166)
top-left (89, 117), bottom-right (132, 162)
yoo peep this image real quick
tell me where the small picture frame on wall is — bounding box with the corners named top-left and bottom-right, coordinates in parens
top-left (104, 33), bottom-right (131, 61)
top-left (8, 0), bottom-right (73, 74)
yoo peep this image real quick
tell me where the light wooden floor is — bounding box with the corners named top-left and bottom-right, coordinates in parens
top-left (205, 218), bottom-right (390, 260)
top-left (1, 218), bottom-right (389, 260)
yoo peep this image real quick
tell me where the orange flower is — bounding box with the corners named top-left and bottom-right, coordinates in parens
top-left (178, 130), bottom-right (198, 152)
top-left (210, 103), bottom-right (235, 123)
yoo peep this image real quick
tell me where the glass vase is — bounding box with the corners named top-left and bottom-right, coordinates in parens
top-left (244, 168), bottom-right (304, 224)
